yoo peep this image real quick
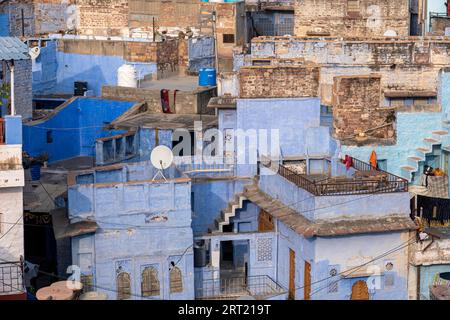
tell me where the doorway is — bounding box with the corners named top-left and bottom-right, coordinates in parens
top-left (289, 249), bottom-right (295, 300)
top-left (351, 280), bottom-right (369, 300)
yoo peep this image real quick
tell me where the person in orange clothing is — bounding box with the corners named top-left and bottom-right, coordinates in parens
top-left (369, 150), bottom-right (378, 169)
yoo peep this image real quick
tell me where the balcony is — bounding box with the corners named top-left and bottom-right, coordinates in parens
top-left (264, 157), bottom-right (408, 196)
top-left (0, 261), bottom-right (24, 296)
top-left (196, 275), bottom-right (287, 300)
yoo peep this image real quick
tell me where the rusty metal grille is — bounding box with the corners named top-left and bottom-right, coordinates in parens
top-left (261, 157), bottom-right (408, 196)
top-left (196, 275), bottom-right (286, 300)
top-left (170, 267), bottom-right (183, 293)
top-left (116, 272), bottom-right (131, 300)
top-left (0, 261), bottom-right (24, 294)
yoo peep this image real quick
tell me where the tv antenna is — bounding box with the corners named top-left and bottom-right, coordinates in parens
top-left (151, 145), bottom-right (174, 182)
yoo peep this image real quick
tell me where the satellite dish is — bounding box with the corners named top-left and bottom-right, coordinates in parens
top-left (151, 145), bottom-right (174, 170)
top-left (29, 46), bottom-right (41, 60)
top-left (383, 30), bottom-right (397, 37)
top-left (151, 146), bottom-right (173, 181)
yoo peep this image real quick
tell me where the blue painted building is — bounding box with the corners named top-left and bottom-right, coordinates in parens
top-left (186, 95), bottom-right (414, 300)
top-left (67, 161), bottom-right (194, 300)
top-left (30, 38), bottom-right (157, 97)
top-left (23, 97), bottom-right (136, 163)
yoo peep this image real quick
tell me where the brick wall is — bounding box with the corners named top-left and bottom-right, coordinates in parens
top-left (77, 0), bottom-right (129, 36)
top-left (2, 60), bottom-right (33, 119)
top-left (332, 75), bottom-right (396, 145)
top-left (250, 37), bottom-right (450, 105)
top-left (239, 66), bottom-right (320, 98)
top-left (294, 0), bottom-right (410, 37)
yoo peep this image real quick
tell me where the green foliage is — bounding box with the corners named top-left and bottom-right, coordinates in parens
top-left (0, 82), bottom-right (10, 107)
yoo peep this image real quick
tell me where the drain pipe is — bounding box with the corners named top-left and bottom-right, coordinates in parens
top-left (9, 60), bottom-right (15, 116)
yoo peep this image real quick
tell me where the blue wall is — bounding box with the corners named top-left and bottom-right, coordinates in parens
top-left (70, 174), bottom-right (195, 300)
top-left (0, 14), bottom-right (9, 36)
top-left (5, 116), bottom-right (22, 145)
top-left (23, 98), bottom-right (136, 163)
top-left (191, 179), bottom-right (252, 235)
top-left (33, 40), bottom-right (157, 96)
top-left (419, 264), bottom-right (450, 299)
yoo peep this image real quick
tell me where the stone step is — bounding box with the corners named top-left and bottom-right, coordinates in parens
top-left (432, 130), bottom-right (449, 136)
top-left (401, 165), bottom-right (416, 172)
top-left (424, 137), bottom-right (440, 145)
top-left (407, 156), bottom-right (422, 167)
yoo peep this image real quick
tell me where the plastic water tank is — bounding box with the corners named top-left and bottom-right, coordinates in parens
top-left (118, 64), bottom-right (138, 88)
top-left (199, 68), bottom-right (217, 86)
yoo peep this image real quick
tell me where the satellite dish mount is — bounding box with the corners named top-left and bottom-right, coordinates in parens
top-left (151, 146), bottom-right (174, 182)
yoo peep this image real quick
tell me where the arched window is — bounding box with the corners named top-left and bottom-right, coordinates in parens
top-left (116, 272), bottom-right (131, 300)
top-left (169, 266), bottom-right (183, 293)
top-left (141, 267), bottom-right (160, 297)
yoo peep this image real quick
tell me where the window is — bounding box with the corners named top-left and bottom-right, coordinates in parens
top-left (46, 130), bottom-right (53, 144)
top-left (223, 34), bottom-right (235, 44)
top-left (347, 0), bottom-right (360, 13)
top-left (169, 266), bottom-right (183, 293)
top-left (116, 272), bottom-right (131, 300)
top-left (327, 266), bottom-right (339, 293)
top-left (141, 267), bottom-right (160, 297)
top-left (377, 159), bottom-right (387, 171)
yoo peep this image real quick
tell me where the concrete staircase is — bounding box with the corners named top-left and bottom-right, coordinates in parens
top-left (209, 188), bottom-right (253, 234)
top-left (400, 129), bottom-right (450, 181)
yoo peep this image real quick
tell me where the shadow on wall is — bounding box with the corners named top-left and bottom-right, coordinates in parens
top-left (23, 98), bottom-right (137, 163)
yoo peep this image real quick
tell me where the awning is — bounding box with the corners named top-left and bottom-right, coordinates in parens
top-left (51, 208), bottom-right (98, 240)
top-left (0, 37), bottom-right (30, 61)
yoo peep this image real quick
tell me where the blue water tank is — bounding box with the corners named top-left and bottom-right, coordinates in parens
top-left (199, 68), bottom-right (217, 86)
top-left (30, 164), bottom-right (41, 181)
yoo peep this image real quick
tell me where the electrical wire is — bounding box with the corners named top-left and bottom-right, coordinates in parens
top-left (296, 237), bottom-right (416, 298)
top-left (0, 215), bottom-right (23, 241)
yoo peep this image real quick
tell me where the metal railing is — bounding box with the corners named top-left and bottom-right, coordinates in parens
top-left (263, 157), bottom-right (408, 196)
top-left (0, 261), bottom-right (24, 294)
top-left (0, 118), bottom-right (5, 144)
top-left (196, 275), bottom-right (286, 300)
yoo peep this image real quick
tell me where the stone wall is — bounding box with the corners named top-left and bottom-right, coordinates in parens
top-left (102, 85), bottom-right (216, 115)
top-left (248, 37), bottom-right (450, 105)
top-left (294, 0), bottom-right (410, 37)
top-left (332, 75), bottom-right (396, 145)
top-left (76, 0), bottom-right (129, 36)
top-left (239, 66), bottom-right (320, 98)
top-left (1, 60), bottom-right (33, 119)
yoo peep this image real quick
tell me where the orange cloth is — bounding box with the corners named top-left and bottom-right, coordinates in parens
top-left (369, 150), bottom-right (378, 169)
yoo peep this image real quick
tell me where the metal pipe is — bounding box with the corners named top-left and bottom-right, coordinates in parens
top-left (10, 60), bottom-right (14, 116)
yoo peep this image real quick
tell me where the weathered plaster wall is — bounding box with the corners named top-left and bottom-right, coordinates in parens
top-left (70, 177), bottom-right (195, 300)
top-left (235, 98), bottom-right (324, 176)
top-left (313, 231), bottom-right (410, 300)
top-left (191, 179), bottom-right (252, 235)
top-left (0, 187), bottom-right (24, 266)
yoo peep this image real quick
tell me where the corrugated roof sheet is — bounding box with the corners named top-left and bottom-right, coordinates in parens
top-left (0, 37), bottom-right (30, 61)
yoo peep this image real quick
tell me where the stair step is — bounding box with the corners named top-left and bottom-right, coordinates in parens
top-left (432, 130), bottom-right (449, 136)
top-left (408, 156), bottom-right (422, 161)
top-left (424, 138), bottom-right (440, 144)
top-left (401, 165), bottom-right (416, 172)
top-left (443, 145), bottom-right (450, 152)
top-left (417, 147), bottom-right (430, 153)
